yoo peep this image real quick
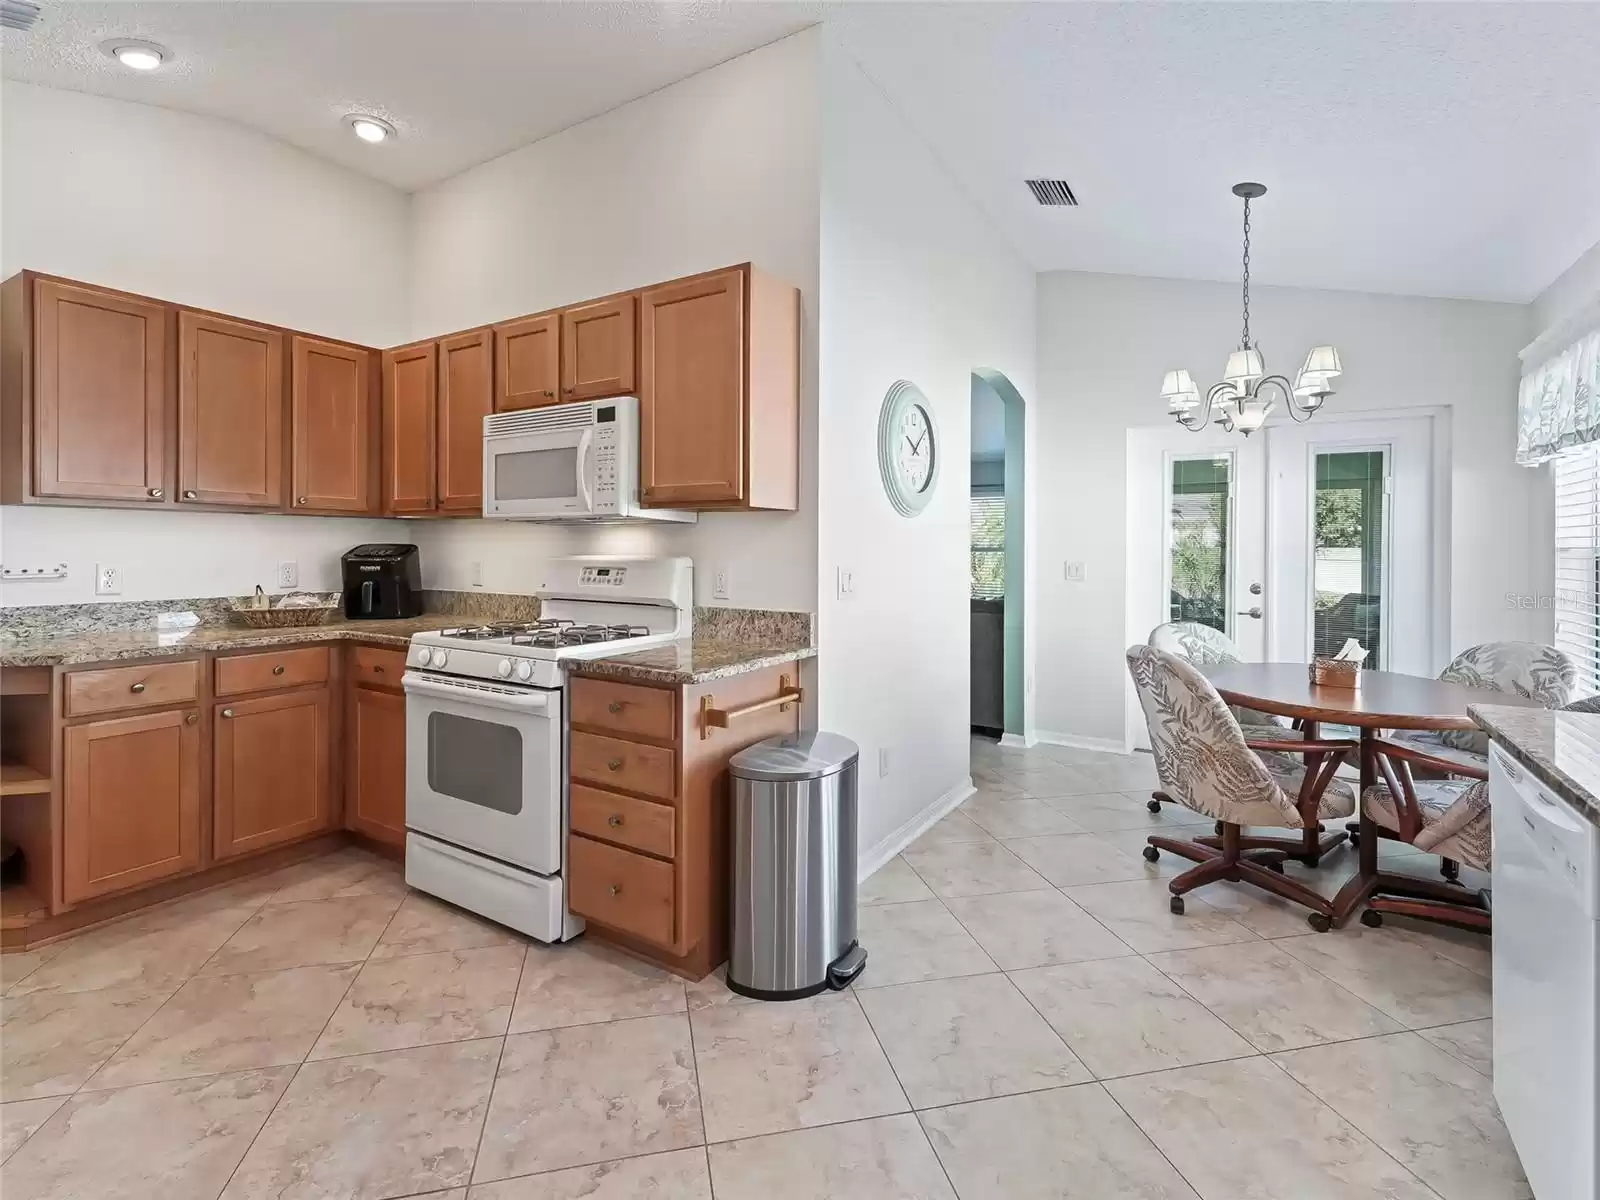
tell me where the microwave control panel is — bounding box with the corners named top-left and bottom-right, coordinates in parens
top-left (592, 405), bottom-right (622, 511)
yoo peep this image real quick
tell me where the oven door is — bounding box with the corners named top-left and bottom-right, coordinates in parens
top-left (483, 425), bottom-right (595, 519)
top-left (403, 671), bottom-right (563, 876)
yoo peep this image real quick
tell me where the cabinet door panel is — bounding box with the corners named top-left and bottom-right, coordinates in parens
top-left (382, 342), bottom-right (437, 514)
top-left (347, 685), bottom-right (406, 847)
top-left (178, 312), bottom-right (283, 507)
top-left (291, 337), bottom-right (372, 512)
top-left (494, 314), bottom-right (559, 411)
top-left (214, 688), bottom-right (331, 860)
top-left (33, 280), bottom-right (169, 502)
top-left (560, 296), bottom-right (635, 402)
top-left (437, 329), bottom-right (492, 511)
top-left (63, 709), bottom-right (201, 903)
top-left (639, 270), bottom-right (745, 506)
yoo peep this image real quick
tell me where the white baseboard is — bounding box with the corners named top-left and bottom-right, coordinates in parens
top-left (857, 776), bottom-right (975, 883)
top-left (1032, 729), bottom-right (1136, 756)
top-left (998, 732), bottom-right (1037, 749)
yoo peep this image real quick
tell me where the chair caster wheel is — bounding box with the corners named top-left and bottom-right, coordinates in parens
top-left (1305, 856), bottom-right (1320, 870)
top-left (1143, 845), bottom-right (1160, 863)
top-left (1307, 912), bottom-right (1332, 933)
top-left (1440, 860), bottom-right (1460, 882)
top-left (1214, 821), bottom-right (1225, 837)
top-left (1347, 832), bottom-right (1360, 852)
top-left (1147, 799), bottom-right (1162, 814)
top-left (1360, 909), bottom-right (1384, 928)
top-left (1169, 895), bottom-right (1185, 915)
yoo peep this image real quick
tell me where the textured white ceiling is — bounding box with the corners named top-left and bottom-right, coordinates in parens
top-left (827, 2), bottom-right (1600, 301)
top-left (4, 1), bottom-right (1598, 301)
top-left (0, 0), bottom-right (821, 190)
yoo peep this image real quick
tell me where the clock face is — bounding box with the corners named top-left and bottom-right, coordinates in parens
top-left (878, 381), bottom-right (940, 517)
top-left (896, 404), bottom-right (935, 494)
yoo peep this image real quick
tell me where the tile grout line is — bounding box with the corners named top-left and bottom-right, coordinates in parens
top-left (683, 990), bottom-right (716, 1197)
top-left (462, 940), bottom-right (529, 1190)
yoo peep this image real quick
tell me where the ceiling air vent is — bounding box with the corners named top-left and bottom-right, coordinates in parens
top-left (0, 0), bottom-right (42, 31)
top-left (1026, 178), bottom-right (1078, 207)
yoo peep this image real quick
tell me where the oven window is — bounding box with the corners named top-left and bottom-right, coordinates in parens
top-left (494, 446), bottom-right (578, 501)
top-left (426, 712), bottom-right (524, 815)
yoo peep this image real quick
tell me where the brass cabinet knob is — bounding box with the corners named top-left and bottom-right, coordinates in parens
top-left (220, 708), bottom-right (234, 718)
top-left (185, 713), bottom-right (198, 724)
top-left (563, 386), bottom-right (574, 395)
top-left (607, 815), bottom-right (622, 827)
top-left (148, 487), bottom-right (163, 498)
top-left (608, 884), bottom-right (621, 896)
top-left (607, 700), bottom-right (624, 714)
top-left (606, 758), bottom-right (624, 771)
top-left (373, 665), bottom-right (385, 674)
top-left (272, 665), bottom-right (285, 675)
top-left (543, 389), bottom-right (554, 398)
top-left (183, 490), bottom-right (197, 499)
top-left (296, 496), bottom-right (307, 505)
top-left (130, 682), bottom-right (146, 693)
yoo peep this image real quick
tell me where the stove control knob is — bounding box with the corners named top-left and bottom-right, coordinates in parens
top-left (514, 661), bottom-right (533, 682)
top-left (433, 649), bottom-right (449, 668)
top-left (496, 659), bottom-right (513, 679)
top-left (414, 647), bottom-right (433, 668)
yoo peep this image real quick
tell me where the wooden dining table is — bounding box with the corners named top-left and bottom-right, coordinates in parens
top-left (1197, 661), bottom-right (1543, 925)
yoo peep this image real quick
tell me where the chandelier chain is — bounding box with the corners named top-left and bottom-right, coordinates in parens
top-left (1240, 196), bottom-right (1252, 350)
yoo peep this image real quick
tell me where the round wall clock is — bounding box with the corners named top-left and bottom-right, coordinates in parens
top-left (878, 380), bottom-right (940, 517)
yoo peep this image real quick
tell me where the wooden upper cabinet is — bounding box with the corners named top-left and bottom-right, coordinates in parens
top-left (31, 279), bottom-right (169, 503)
top-left (62, 707), bottom-right (201, 903)
top-left (291, 336), bottom-right (373, 513)
top-left (437, 328), bottom-right (492, 511)
top-left (178, 312), bottom-right (284, 507)
top-left (561, 295), bottom-right (636, 402)
top-left (638, 265), bottom-right (799, 511)
top-left (213, 687), bottom-right (332, 860)
top-left (494, 313), bottom-right (559, 411)
top-left (381, 341), bottom-right (437, 514)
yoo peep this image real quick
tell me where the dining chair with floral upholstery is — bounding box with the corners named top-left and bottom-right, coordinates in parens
top-left (1126, 643), bottom-right (1359, 930)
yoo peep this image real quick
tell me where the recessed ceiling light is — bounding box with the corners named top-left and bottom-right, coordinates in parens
top-left (345, 114), bottom-right (396, 145)
top-left (102, 39), bottom-right (168, 71)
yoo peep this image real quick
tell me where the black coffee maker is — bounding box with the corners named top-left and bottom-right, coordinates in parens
top-left (342, 545), bottom-right (422, 620)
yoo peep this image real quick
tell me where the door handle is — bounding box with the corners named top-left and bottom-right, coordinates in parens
top-left (1237, 607), bottom-right (1263, 619)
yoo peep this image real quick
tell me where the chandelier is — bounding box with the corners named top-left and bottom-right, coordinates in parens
top-left (1162, 182), bottom-right (1342, 436)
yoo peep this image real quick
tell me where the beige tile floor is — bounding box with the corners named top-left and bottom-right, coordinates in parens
top-left (0, 739), bottom-right (1524, 1199)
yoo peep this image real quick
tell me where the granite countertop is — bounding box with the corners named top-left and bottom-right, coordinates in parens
top-left (568, 636), bottom-right (817, 685)
top-left (1471, 703), bottom-right (1600, 827)
top-left (0, 615), bottom-right (463, 667)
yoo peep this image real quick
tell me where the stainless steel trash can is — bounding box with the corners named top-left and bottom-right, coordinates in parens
top-left (727, 732), bottom-right (866, 1000)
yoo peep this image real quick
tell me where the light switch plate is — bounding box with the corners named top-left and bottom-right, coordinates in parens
top-left (1064, 561), bottom-right (1087, 582)
top-left (837, 567), bottom-right (855, 598)
top-left (95, 564), bottom-right (122, 595)
top-left (878, 748), bottom-right (891, 778)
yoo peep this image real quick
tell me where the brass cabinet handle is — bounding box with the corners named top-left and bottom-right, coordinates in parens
top-left (220, 708), bottom-right (234, 718)
top-left (608, 884), bottom-right (621, 896)
top-left (185, 713), bottom-right (198, 724)
top-left (606, 758), bottom-right (624, 771)
top-left (607, 815), bottom-right (623, 827)
top-left (184, 490), bottom-right (197, 499)
top-left (272, 665), bottom-right (285, 675)
top-left (130, 682), bottom-right (146, 693)
top-left (607, 700), bottom-right (624, 714)
top-left (148, 487), bottom-right (163, 498)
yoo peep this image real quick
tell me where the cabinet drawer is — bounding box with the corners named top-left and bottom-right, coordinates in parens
top-left (570, 677), bottom-right (676, 742)
top-left (349, 644), bottom-right (406, 690)
top-left (570, 730), bottom-right (676, 801)
top-left (570, 784), bottom-right (675, 859)
top-left (568, 834), bottom-right (675, 949)
top-left (66, 660), bottom-right (200, 717)
top-left (215, 645), bottom-right (331, 697)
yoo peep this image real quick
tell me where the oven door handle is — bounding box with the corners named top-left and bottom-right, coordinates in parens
top-left (402, 671), bottom-right (554, 714)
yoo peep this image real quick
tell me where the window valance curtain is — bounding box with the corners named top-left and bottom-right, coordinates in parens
top-left (1518, 326), bottom-right (1600, 465)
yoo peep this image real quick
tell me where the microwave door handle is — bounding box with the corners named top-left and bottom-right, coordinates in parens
top-left (575, 428), bottom-right (594, 513)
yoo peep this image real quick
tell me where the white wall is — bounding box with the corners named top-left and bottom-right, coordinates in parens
top-left (1532, 237), bottom-right (1600, 337)
top-left (817, 38), bottom-right (1037, 867)
top-left (0, 82), bottom-right (412, 608)
top-left (1037, 271), bottom-right (1536, 745)
top-left (406, 30), bottom-right (820, 612)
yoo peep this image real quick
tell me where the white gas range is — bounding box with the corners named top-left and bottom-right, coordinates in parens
top-left (402, 556), bottom-right (691, 942)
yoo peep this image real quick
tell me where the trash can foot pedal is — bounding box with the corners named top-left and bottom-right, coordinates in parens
top-left (827, 942), bottom-right (867, 990)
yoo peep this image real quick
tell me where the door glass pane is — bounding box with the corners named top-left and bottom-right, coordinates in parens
top-left (1169, 456), bottom-right (1231, 634)
top-left (494, 446), bottom-right (577, 501)
top-left (971, 492), bottom-right (1006, 599)
top-left (427, 712), bottom-right (523, 814)
top-left (1313, 450), bottom-right (1386, 666)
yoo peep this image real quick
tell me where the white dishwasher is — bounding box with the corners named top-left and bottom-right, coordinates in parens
top-left (1490, 742), bottom-right (1599, 1200)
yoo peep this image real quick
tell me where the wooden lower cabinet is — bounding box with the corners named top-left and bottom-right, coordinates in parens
top-left (346, 682), bottom-right (407, 848)
top-left (63, 707), bottom-right (202, 903)
top-left (213, 687), bottom-right (332, 860)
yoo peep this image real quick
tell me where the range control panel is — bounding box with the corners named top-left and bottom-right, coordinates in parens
top-left (579, 565), bottom-right (627, 587)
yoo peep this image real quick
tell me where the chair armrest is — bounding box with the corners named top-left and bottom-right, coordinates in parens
top-left (1368, 736), bottom-right (1489, 781)
top-left (1246, 737), bottom-right (1360, 755)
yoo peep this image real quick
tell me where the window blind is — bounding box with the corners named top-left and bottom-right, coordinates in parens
top-left (1554, 444), bottom-right (1600, 697)
top-left (971, 492), bottom-right (1006, 599)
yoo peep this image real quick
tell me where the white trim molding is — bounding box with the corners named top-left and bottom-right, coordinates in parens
top-left (857, 776), bottom-right (974, 881)
top-left (1033, 729), bottom-right (1135, 756)
top-left (998, 731), bottom-right (1037, 749)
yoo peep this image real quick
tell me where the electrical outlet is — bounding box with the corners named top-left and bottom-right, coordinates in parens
top-left (276, 560), bottom-right (298, 589)
top-left (712, 570), bottom-right (730, 601)
top-left (836, 567), bottom-right (854, 598)
top-left (1064, 561), bottom-right (1087, 582)
top-left (470, 561), bottom-right (484, 588)
top-left (95, 564), bottom-right (122, 595)
top-left (878, 748), bottom-right (891, 778)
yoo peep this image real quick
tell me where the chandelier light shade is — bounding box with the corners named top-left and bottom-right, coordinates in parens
top-left (1163, 183), bottom-right (1342, 436)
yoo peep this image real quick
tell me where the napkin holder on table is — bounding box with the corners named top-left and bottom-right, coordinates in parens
top-left (1309, 639), bottom-right (1368, 688)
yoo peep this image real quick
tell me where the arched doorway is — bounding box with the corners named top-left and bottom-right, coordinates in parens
top-left (971, 369), bottom-right (1029, 742)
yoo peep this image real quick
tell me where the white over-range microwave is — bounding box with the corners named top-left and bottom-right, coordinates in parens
top-left (481, 396), bottom-right (694, 523)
